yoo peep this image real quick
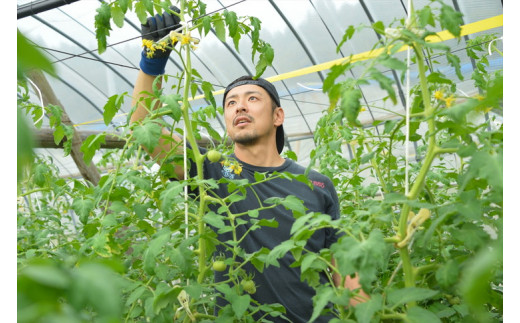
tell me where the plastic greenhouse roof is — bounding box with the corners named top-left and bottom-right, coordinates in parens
top-left (17, 0), bottom-right (504, 178)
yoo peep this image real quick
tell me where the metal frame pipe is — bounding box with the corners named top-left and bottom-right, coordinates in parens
top-left (18, 0), bottom-right (80, 20)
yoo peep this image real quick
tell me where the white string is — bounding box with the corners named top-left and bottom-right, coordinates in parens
top-left (488, 36), bottom-right (503, 55)
top-left (27, 77), bottom-right (45, 125)
top-left (183, 124), bottom-right (189, 240)
top-left (297, 82), bottom-right (322, 91)
top-left (404, 0), bottom-right (412, 196)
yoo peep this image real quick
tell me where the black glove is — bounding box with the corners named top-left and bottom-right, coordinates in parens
top-left (139, 6), bottom-right (181, 75)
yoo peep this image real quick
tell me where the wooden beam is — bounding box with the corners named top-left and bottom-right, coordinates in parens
top-left (34, 128), bottom-right (232, 150)
top-left (34, 128), bottom-right (125, 149)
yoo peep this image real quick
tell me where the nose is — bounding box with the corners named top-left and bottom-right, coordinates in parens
top-left (235, 100), bottom-right (247, 113)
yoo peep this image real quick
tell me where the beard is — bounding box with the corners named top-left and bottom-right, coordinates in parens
top-left (232, 131), bottom-right (259, 147)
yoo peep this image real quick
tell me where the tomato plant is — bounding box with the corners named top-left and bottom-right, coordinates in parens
top-left (17, 0), bottom-right (502, 322)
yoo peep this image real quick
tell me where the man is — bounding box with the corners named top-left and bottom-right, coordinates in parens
top-left (131, 7), bottom-right (368, 322)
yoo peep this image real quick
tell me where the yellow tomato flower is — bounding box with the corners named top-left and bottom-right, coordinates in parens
top-left (444, 95), bottom-right (455, 108)
top-left (142, 39), bottom-right (154, 49)
top-left (181, 33), bottom-right (191, 45)
top-left (434, 90), bottom-right (444, 100)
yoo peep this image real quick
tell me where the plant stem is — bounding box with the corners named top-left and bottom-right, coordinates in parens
top-left (178, 0), bottom-right (207, 285)
top-left (19, 187), bottom-right (51, 197)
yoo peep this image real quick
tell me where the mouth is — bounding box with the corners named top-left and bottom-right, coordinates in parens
top-left (234, 115), bottom-right (252, 127)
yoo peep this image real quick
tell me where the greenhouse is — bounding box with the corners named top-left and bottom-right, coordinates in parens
top-left (17, 0), bottom-right (504, 322)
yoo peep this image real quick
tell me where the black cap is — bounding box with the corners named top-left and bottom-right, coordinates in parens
top-left (223, 77), bottom-right (285, 154)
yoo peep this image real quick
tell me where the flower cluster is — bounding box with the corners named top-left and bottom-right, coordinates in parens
top-left (433, 90), bottom-right (455, 108)
top-left (221, 158), bottom-right (243, 175)
top-left (142, 39), bottom-right (173, 58)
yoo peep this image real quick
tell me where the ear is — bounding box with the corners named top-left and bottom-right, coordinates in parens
top-left (273, 107), bottom-right (284, 127)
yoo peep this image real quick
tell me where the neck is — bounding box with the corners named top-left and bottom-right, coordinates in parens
top-left (233, 143), bottom-right (285, 167)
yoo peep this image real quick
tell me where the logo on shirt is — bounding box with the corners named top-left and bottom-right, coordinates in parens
top-left (312, 180), bottom-right (325, 188)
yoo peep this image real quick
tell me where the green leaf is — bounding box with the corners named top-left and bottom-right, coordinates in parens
top-left (380, 56), bottom-right (407, 71)
top-left (224, 10), bottom-right (238, 38)
top-left (372, 21), bottom-right (385, 35)
top-left (126, 285), bottom-right (147, 306)
top-left (446, 52), bottom-right (463, 80)
top-left (159, 181), bottom-right (185, 214)
top-left (330, 230), bottom-right (386, 290)
top-left (280, 195), bottom-right (306, 216)
top-left (202, 16), bottom-right (212, 36)
top-left (337, 25), bottom-right (355, 53)
top-left (118, 0), bottom-right (129, 13)
top-left (17, 109), bottom-right (35, 180)
top-left (231, 294), bottom-right (250, 318)
top-left (250, 17), bottom-right (261, 45)
top-left (254, 42), bottom-right (274, 79)
top-left (440, 4), bottom-right (463, 37)
top-left (160, 93), bottom-right (182, 121)
top-left (203, 211), bottom-right (227, 232)
top-left (460, 149), bottom-right (503, 192)
top-left (323, 63), bottom-right (351, 94)
top-left (370, 68), bottom-right (397, 104)
top-left (387, 287), bottom-right (439, 307)
top-left (91, 230), bottom-right (111, 257)
top-left (214, 17), bottom-right (226, 42)
top-left (436, 260), bottom-right (459, 290)
top-left (72, 197), bottom-right (94, 224)
top-left (440, 98), bottom-right (479, 123)
top-left (33, 163), bottom-right (49, 187)
top-left (201, 81), bottom-right (216, 109)
top-left (143, 229), bottom-right (171, 275)
top-left (80, 134), bottom-right (106, 164)
top-left (142, 0), bottom-right (154, 15)
top-left (417, 6), bottom-right (435, 28)
top-left (340, 88), bottom-right (362, 127)
top-left (111, 4), bottom-right (125, 28)
top-left (94, 2), bottom-right (112, 54)
top-left (17, 30), bottom-right (55, 78)
top-left (134, 1), bottom-right (148, 24)
top-left (103, 93), bottom-right (126, 125)
top-left (354, 294), bottom-right (383, 323)
top-left (69, 262), bottom-right (122, 318)
top-left (406, 307), bottom-right (442, 323)
top-left (133, 122), bottom-right (162, 152)
top-left (20, 263), bottom-right (70, 289)
top-left (310, 286), bottom-right (334, 322)
top-left (52, 125), bottom-right (65, 145)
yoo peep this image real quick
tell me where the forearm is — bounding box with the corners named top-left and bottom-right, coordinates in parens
top-left (130, 70), bottom-right (184, 178)
top-left (130, 70), bottom-right (161, 124)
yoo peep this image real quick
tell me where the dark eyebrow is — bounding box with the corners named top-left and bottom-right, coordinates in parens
top-left (225, 90), bottom-right (264, 104)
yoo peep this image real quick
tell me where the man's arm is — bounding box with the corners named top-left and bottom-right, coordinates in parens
top-left (129, 7), bottom-right (185, 180)
top-left (331, 258), bottom-right (370, 306)
top-left (130, 70), bottom-right (185, 179)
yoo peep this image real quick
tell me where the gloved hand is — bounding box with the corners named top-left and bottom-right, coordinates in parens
top-left (139, 6), bottom-right (181, 76)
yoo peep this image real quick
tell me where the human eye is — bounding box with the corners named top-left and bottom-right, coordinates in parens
top-left (248, 96), bottom-right (258, 101)
top-left (226, 100), bottom-right (236, 107)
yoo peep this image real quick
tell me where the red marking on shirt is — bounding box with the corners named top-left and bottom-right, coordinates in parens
top-left (312, 180), bottom-right (325, 188)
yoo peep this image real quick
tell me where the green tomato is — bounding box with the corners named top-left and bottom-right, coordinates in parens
top-left (207, 150), bottom-right (222, 163)
top-left (241, 279), bottom-right (256, 294)
top-left (212, 260), bottom-right (226, 272)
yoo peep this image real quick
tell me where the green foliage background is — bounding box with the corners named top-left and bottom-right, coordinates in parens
top-left (17, 0), bottom-right (502, 322)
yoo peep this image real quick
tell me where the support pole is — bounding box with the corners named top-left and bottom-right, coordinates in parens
top-left (27, 69), bottom-right (101, 185)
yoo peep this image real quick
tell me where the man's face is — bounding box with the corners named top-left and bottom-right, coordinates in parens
top-left (223, 84), bottom-right (282, 147)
